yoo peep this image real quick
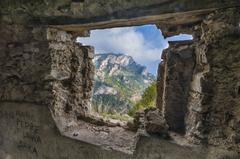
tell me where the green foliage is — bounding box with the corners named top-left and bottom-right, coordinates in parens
top-left (100, 112), bottom-right (133, 122)
top-left (92, 94), bottom-right (132, 113)
top-left (93, 54), bottom-right (156, 116)
top-left (128, 81), bottom-right (157, 116)
top-left (93, 70), bottom-right (153, 114)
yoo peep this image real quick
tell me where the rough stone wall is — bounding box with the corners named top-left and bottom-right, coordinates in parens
top-left (185, 8), bottom-right (240, 151)
top-left (156, 8), bottom-right (240, 153)
top-left (156, 61), bottom-right (165, 111)
top-left (1, 102), bottom-right (239, 159)
top-left (1, 0), bottom-right (239, 26)
top-left (0, 102), bottom-right (130, 159)
top-left (47, 28), bottom-right (94, 125)
top-left (0, 24), bottom-right (51, 104)
top-left (0, 25), bottom-right (94, 118)
top-left (0, 24), bottom-right (139, 155)
top-left (157, 41), bottom-right (195, 133)
top-left (0, 25), bottom-right (94, 124)
top-left (1, 0), bottom-right (240, 158)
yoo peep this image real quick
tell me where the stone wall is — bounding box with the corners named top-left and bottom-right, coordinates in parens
top-left (0, 24), bottom-right (139, 154)
top-left (157, 41), bottom-right (195, 133)
top-left (185, 8), bottom-right (240, 152)
top-left (0, 25), bottom-right (51, 104)
top-left (0, 24), bottom-right (95, 127)
top-left (1, 102), bottom-right (239, 159)
top-left (1, 0), bottom-right (239, 26)
top-left (156, 7), bottom-right (240, 154)
top-left (1, 0), bottom-right (240, 158)
top-left (0, 102), bottom-right (130, 159)
top-left (47, 28), bottom-right (94, 125)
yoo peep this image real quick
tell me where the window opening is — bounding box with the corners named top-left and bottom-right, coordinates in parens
top-left (77, 25), bottom-right (164, 121)
top-left (77, 24), bottom-right (193, 124)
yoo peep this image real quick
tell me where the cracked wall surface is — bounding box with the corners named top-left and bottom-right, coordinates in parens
top-left (1, 0), bottom-right (240, 159)
top-left (0, 24), bottom-right (138, 155)
top-left (157, 41), bottom-right (195, 133)
top-left (0, 25), bottom-right (51, 104)
top-left (1, 102), bottom-right (240, 159)
top-left (1, 0), bottom-right (239, 25)
top-left (47, 28), bottom-right (94, 122)
top-left (157, 8), bottom-right (240, 154)
top-left (185, 8), bottom-right (240, 151)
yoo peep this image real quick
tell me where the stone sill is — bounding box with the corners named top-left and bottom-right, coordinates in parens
top-left (52, 113), bottom-right (138, 154)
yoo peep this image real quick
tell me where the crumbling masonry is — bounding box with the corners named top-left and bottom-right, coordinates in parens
top-left (0, 0), bottom-right (240, 159)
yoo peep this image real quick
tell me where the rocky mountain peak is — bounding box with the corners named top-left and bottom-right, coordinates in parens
top-left (94, 53), bottom-right (153, 80)
top-left (94, 53), bottom-right (134, 66)
top-left (92, 53), bottom-right (155, 114)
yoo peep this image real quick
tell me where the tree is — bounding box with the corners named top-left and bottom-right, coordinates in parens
top-left (128, 81), bottom-right (157, 116)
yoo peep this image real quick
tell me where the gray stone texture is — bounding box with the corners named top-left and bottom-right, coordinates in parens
top-left (1, 102), bottom-right (239, 159)
top-left (157, 41), bottom-right (195, 133)
top-left (0, 25), bottom-right (51, 104)
top-left (0, 0), bottom-right (240, 158)
top-left (185, 9), bottom-right (240, 152)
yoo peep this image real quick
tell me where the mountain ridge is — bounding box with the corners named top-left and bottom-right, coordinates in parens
top-left (92, 53), bottom-right (155, 114)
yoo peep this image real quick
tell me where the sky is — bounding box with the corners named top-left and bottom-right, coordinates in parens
top-left (77, 24), bottom-right (193, 75)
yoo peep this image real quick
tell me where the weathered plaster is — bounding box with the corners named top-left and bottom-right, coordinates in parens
top-left (157, 40), bottom-right (195, 133)
top-left (0, 102), bottom-right (239, 159)
top-left (1, 0), bottom-right (240, 158)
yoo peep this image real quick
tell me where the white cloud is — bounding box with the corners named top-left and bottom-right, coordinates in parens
top-left (77, 27), bottom-right (166, 68)
top-left (166, 33), bottom-right (193, 41)
top-left (76, 27), bottom-right (193, 75)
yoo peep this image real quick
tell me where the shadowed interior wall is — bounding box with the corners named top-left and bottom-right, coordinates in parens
top-left (157, 41), bottom-right (195, 132)
top-left (186, 9), bottom-right (240, 150)
top-left (1, 0), bottom-right (240, 158)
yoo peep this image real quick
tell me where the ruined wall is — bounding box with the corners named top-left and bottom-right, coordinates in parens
top-left (156, 7), bottom-right (240, 155)
top-left (1, 0), bottom-right (239, 26)
top-left (0, 24), bottom-right (94, 112)
top-left (185, 8), bottom-right (240, 152)
top-left (0, 24), bottom-right (139, 156)
top-left (0, 25), bottom-right (102, 158)
top-left (0, 24), bottom-right (94, 125)
top-left (47, 28), bottom-right (94, 126)
top-left (1, 0), bottom-right (240, 158)
top-left (0, 102), bottom-right (130, 159)
top-left (157, 41), bottom-right (195, 132)
top-left (0, 24), bottom-right (51, 104)
top-left (1, 102), bottom-right (240, 159)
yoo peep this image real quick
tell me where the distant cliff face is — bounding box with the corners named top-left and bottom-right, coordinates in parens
top-left (92, 53), bottom-right (155, 114)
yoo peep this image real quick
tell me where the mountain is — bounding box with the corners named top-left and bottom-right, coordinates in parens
top-left (92, 53), bottom-right (155, 114)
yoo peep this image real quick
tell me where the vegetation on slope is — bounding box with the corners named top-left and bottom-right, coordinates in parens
top-left (128, 81), bottom-right (157, 116)
top-left (92, 54), bottom-right (155, 115)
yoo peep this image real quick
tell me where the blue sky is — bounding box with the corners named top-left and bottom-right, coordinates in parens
top-left (77, 25), bottom-right (192, 75)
